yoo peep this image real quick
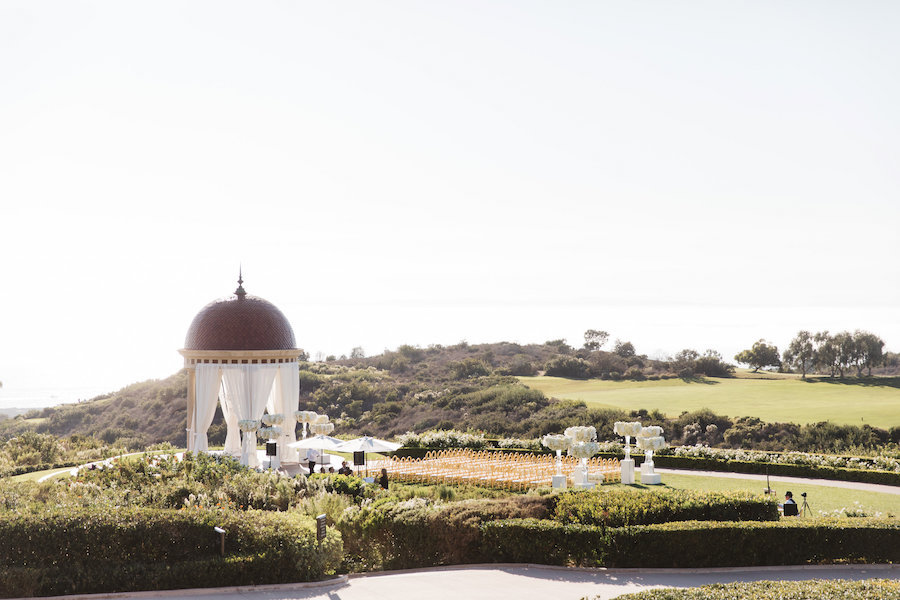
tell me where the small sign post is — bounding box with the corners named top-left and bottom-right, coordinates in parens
top-left (316, 514), bottom-right (327, 544)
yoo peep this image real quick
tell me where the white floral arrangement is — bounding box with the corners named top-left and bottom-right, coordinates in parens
top-left (261, 413), bottom-right (284, 426)
top-left (614, 421), bottom-right (644, 437)
top-left (294, 410), bottom-right (318, 423)
top-left (636, 436), bottom-right (667, 451)
top-left (238, 419), bottom-right (260, 432)
top-left (639, 425), bottom-right (664, 438)
top-left (570, 440), bottom-right (600, 459)
top-left (542, 434), bottom-right (571, 452)
top-left (564, 426), bottom-right (597, 442)
top-left (258, 426), bottom-right (282, 440)
top-left (309, 422), bottom-right (334, 436)
top-left (314, 414), bottom-right (330, 424)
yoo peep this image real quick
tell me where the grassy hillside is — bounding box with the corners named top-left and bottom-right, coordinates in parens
top-left (519, 371), bottom-right (900, 427)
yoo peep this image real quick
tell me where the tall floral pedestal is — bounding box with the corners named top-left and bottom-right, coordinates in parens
top-left (620, 458), bottom-right (635, 484)
top-left (572, 468), bottom-right (595, 490)
top-left (552, 474), bottom-right (567, 489)
top-left (640, 461), bottom-right (661, 485)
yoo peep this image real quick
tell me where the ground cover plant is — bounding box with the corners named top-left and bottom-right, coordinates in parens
top-left (606, 578), bottom-right (900, 600)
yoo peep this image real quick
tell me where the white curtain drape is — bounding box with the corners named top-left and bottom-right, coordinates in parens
top-left (222, 365), bottom-right (277, 467)
top-left (273, 363), bottom-right (300, 462)
top-left (218, 377), bottom-right (242, 456)
top-left (193, 365), bottom-right (222, 453)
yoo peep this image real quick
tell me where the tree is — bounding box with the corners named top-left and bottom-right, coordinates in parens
top-left (814, 331), bottom-right (838, 377)
top-left (613, 340), bottom-right (636, 358)
top-left (734, 339), bottom-right (781, 372)
top-left (852, 330), bottom-right (884, 377)
top-left (783, 330), bottom-right (815, 378)
top-left (583, 329), bottom-right (610, 351)
top-left (833, 331), bottom-right (855, 378)
top-left (350, 346), bottom-right (366, 359)
top-left (672, 349), bottom-right (699, 377)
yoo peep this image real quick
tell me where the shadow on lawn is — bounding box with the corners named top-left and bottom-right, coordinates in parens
top-left (680, 376), bottom-right (720, 385)
top-left (802, 376), bottom-right (900, 389)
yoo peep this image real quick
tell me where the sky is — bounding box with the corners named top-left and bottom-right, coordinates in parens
top-left (1, 1), bottom-right (898, 407)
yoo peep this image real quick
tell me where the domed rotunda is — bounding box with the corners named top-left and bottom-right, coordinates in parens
top-left (179, 275), bottom-right (303, 467)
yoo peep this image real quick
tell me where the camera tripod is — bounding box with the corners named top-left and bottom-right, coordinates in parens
top-left (800, 493), bottom-right (811, 517)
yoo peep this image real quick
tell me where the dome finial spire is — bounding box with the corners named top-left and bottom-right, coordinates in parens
top-left (235, 266), bottom-right (247, 299)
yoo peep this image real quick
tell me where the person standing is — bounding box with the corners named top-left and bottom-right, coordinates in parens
top-left (377, 468), bottom-right (389, 490)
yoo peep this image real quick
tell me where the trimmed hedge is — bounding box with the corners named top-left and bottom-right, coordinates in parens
top-left (649, 454), bottom-right (900, 487)
top-left (613, 579), bottom-right (900, 600)
top-left (482, 518), bottom-right (900, 568)
top-left (553, 489), bottom-right (779, 527)
top-left (0, 508), bottom-right (342, 597)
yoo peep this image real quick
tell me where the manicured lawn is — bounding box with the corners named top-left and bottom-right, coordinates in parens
top-left (607, 472), bottom-right (899, 517)
top-left (518, 372), bottom-right (900, 426)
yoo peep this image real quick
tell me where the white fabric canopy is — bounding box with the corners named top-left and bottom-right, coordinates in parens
top-left (218, 375), bottom-right (243, 456)
top-left (221, 365), bottom-right (277, 467)
top-left (193, 365), bottom-right (222, 453)
top-left (270, 363), bottom-right (300, 462)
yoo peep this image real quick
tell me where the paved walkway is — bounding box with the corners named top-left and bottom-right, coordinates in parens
top-left (47, 564), bottom-right (900, 600)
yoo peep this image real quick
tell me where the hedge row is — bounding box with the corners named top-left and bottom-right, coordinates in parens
top-left (614, 579), bottom-right (900, 600)
top-left (482, 518), bottom-right (900, 568)
top-left (552, 489), bottom-right (778, 527)
top-left (0, 508), bottom-right (342, 597)
top-left (649, 454), bottom-right (900, 487)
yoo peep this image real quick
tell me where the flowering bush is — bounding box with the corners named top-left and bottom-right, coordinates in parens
top-left (669, 444), bottom-right (900, 473)
top-left (397, 430), bottom-right (488, 450)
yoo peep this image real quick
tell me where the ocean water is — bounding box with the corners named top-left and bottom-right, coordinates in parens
top-left (0, 386), bottom-right (111, 411)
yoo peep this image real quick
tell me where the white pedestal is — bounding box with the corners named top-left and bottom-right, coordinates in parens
top-left (620, 458), bottom-right (635, 484)
top-left (574, 481), bottom-right (596, 490)
top-left (552, 474), bottom-right (568, 489)
top-left (640, 472), bottom-right (661, 484)
top-left (640, 462), bottom-right (662, 485)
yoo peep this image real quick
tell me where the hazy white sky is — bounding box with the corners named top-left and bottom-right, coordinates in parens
top-left (1, 1), bottom-right (898, 404)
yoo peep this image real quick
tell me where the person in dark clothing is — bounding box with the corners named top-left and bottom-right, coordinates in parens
top-left (377, 468), bottom-right (388, 490)
top-left (338, 461), bottom-right (353, 476)
top-left (307, 460), bottom-right (316, 476)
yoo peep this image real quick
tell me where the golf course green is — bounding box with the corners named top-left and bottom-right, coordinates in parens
top-left (518, 371), bottom-right (900, 427)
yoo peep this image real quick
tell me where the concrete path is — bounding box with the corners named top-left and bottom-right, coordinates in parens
top-left (47, 564), bottom-right (900, 600)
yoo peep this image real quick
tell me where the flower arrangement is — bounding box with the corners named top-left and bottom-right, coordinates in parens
top-left (570, 441), bottom-right (600, 459)
top-left (238, 420), bottom-right (260, 432)
top-left (314, 414), bottom-right (330, 425)
top-left (636, 436), bottom-right (667, 452)
top-left (614, 421), bottom-right (643, 460)
top-left (294, 410), bottom-right (318, 423)
top-left (613, 421), bottom-right (643, 437)
top-left (564, 426), bottom-right (597, 442)
top-left (261, 413), bottom-right (284, 426)
top-left (309, 422), bottom-right (334, 436)
top-left (639, 425), bottom-right (664, 438)
top-left (541, 434), bottom-right (571, 452)
top-left (257, 426), bottom-right (281, 441)
top-left (396, 430), bottom-right (488, 450)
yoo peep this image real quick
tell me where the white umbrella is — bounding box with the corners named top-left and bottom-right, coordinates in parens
top-left (288, 435), bottom-right (345, 473)
top-left (288, 435), bottom-right (344, 450)
top-left (334, 436), bottom-right (401, 453)
top-left (334, 436), bottom-right (402, 476)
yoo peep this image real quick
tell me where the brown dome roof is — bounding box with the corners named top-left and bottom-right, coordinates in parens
top-left (184, 282), bottom-right (296, 351)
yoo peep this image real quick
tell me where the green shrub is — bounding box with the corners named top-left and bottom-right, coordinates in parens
top-left (482, 518), bottom-right (900, 568)
top-left (611, 579), bottom-right (900, 600)
top-left (0, 507), bottom-right (342, 597)
top-left (552, 488), bottom-right (779, 527)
